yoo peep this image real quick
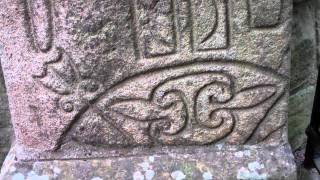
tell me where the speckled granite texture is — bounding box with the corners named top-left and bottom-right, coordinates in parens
top-left (0, 0), bottom-right (295, 179)
top-left (1, 145), bottom-right (296, 180)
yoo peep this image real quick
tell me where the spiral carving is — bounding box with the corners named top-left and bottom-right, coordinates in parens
top-left (148, 90), bottom-right (188, 143)
top-left (196, 82), bottom-right (233, 128)
top-left (92, 67), bottom-right (281, 146)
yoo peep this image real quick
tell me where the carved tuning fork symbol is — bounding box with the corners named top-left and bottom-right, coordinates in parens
top-left (130, 0), bottom-right (229, 60)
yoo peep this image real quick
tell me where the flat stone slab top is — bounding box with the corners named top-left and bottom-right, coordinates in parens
top-left (1, 145), bottom-right (296, 180)
top-left (0, 0), bottom-right (295, 179)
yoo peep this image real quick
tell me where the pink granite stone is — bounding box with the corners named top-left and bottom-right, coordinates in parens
top-left (0, 0), bottom-right (296, 179)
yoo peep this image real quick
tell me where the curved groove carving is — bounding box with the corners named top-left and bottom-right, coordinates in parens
top-left (36, 55), bottom-right (286, 147)
top-left (26, 0), bottom-right (53, 52)
top-left (192, 0), bottom-right (228, 50)
top-left (195, 81), bottom-right (233, 128)
top-left (151, 90), bottom-right (188, 136)
top-left (197, 0), bottom-right (218, 44)
top-left (66, 62), bottom-right (285, 146)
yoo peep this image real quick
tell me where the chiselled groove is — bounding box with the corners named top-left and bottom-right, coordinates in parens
top-left (32, 47), bottom-right (62, 78)
top-left (79, 62), bottom-right (285, 146)
top-left (194, 80), bottom-right (233, 128)
top-left (191, 0), bottom-right (229, 51)
top-left (129, 0), bottom-right (141, 60)
top-left (199, 0), bottom-right (219, 44)
top-left (94, 60), bottom-right (287, 106)
top-left (230, 84), bottom-right (277, 109)
top-left (54, 101), bottom-right (91, 151)
top-left (223, 0), bottom-right (230, 49)
top-left (91, 105), bottom-right (136, 144)
top-left (35, 50), bottom-right (107, 105)
top-left (108, 90), bottom-right (189, 143)
top-left (132, 0), bottom-right (230, 60)
top-left (184, 0), bottom-right (197, 52)
top-left (246, 0), bottom-right (252, 29)
top-left (64, 52), bottom-right (82, 85)
top-left (172, 0), bottom-right (181, 52)
top-left (21, 0), bottom-right (37, 50)
top-left (175, 0), bottom-right (194, 52)
top-left (186, 0), bottom-right (195, 52)
top-left (26, 0), bottom-right (54, 52)
top-left (136, 0), bottom-right (177, 58)
top-left (107, 72), bottom-right (234, 144)
top-left (149, 90), bottom-right (189, 142)
top-left (37, 52), bottom-right (288, 147)
top-left (244, 86), bottom-right (286, 144)
top-left (38, 67), bottom-right (72, 95)
top-left (108, 99), bottom-right (170, 123)
top-left (259, 123), bottom-right (286, 143)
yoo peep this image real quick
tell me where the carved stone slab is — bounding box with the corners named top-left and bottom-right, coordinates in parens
top-left (0, 0), bottom-right (295, 179)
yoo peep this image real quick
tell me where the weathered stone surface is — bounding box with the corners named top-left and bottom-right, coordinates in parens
top-left (289, 86), bottom-right (315, 150)
top-left (288, 0), bottom-right (319, 152)
top-left (291, 0), bottom-right (318, 93)
top-left (0, 0), bottom-right (295, 178)
top-left (249, 0), bottom-right (282, 28)
top-left (1, 145), bottom-right (296, 180)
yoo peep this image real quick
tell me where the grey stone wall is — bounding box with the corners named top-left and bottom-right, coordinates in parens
top-left (0, 62), bottom-right (11, 167)
top-left (289, 0), bottom-right (319, 151)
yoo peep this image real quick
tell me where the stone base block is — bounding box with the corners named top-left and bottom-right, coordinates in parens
top-left (1, 144), bottom-right (296, 180)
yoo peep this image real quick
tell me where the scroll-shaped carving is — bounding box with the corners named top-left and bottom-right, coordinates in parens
top-left (50, 61), bottom-right (286, 147)
top-left (196, 84), bottom-right (276, 128)
top-left (111, 92), bottom-right (187, 137)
